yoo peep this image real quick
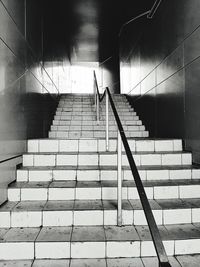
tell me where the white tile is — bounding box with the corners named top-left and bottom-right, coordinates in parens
top-left (128, 187), bottom-right (153, 200)
top-left (59, 140), bottom-right (78, 152)
top-left (175, 239), bottom-right (200, 255)
top-left (49, 132), bottom-right (56, 138)
top-left (140, 154), bottom-right (161, 166)
top-left (43, 211), bottom-right (73, 226)
top-left (29, 170), bottom-right (52, 182)
top-left (79, 140), bottom-right (97, 152)
top-left (180, 185), bottom-right (200, 198)
top-left (162, 154), bottom-right (182, 165)
top-left (74, 211), bottom-right (103, 225)
top-left (154, 186), bottom-right (178, 199)
top-left (23, 155), bottom-right (34, 167)
top-left (100, 155), bottom-right (117, 166)
top-left (173, 140), bottom-right (182, 151)
top-left (21, 189), bottom-right (47, 201)
top-left (8, 189), bottom-right (20, 201)
top-left (57, 155), bottom-right (77, 166)
top-left (192, 169), bottom-right (200, 179)
top-left (0, 212), bottom-right (10, 227)
top-left (104, 211), bottom-right (117, 225)
top-left (122, 210), bottom-right (134, 225)
top-left (102, 188), bottom-right (117, 200)
top-left (28, 140), bottom-right (39, 153)
top-left (155, 140), bottom-right (173, 152)
top-left (17, 170), bottom-right (28, 182)
top-left (49, 188), bottom-right (75, 200)
top-left (71, 242), bottom-right (105, 258)
top-left (35, 242), bottom-right (70, 259)
top-left (106, 241), bottom-right (140, 257)
top-left (78, 155), bottom-right (98, 166)
top-left (163, 209), bottom-right (191, 224)
top-left (126, 140), bottom-right (136, 152)
top-left (136, 140), bottom-right (154, 152)
top-left (77, 170), bottom-right (99, 181)
top-left (146, 170), bottom-right (169, 180)
top-left (34, 155), bottom-right (55, 167)
top-left (182, 153), bottom-right (192, 165)
top-left (192, 208), bottom-right (200, 223)
top-left (169, 169), bottom-right (191, 180)
top-left (141, 241), bottom-right (156, 257)
top-left (39, 140), bottom-right (59, 153)
top-left (101, 171), bottom-right (117, 181)
top-left (11, 212), bottom-right (42, 227)
top-left (76, 188), bottom-right (101, 200)
top-left (53, 170), bottom-right (76, 181)
top-left (0, 243), bottom-right (34, 260)
top-left (134, 210), bottom-right (162, 225)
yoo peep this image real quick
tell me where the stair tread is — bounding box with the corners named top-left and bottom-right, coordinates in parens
top-left (2, 198), bottom-right (200, 212)
top-left (9, 179), bottom-right (200, 189)
top-left (1, 224), bottom-right (200, 243)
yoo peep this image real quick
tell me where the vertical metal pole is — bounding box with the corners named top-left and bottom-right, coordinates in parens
top-left (117, 130), bottom-right (122, 226)
top-left (97, 94), bottom-right (100, 124)
top-left (106, 90), bottom-right (109, 151)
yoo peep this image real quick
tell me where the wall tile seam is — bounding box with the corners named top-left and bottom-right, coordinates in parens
top-left (0, 0), bottom-right (59, 94)
top-left (127, 24), bottom-right (200, 95)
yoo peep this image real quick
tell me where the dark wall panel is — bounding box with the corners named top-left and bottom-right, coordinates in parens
top-left (0, 0), bottom-right (59, 205)
top-left (120, 0), bottom-right (200, 164)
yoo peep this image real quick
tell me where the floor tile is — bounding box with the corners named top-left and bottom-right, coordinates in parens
top-left (165, 224), bottom-right (200, 240)
top-left (0, 260), bottom-right (33, 267)
top-left (44, 200), bottom-right (74, 210)
top-left (74, 200), bottom-right (103, 210)
top-left (70, 259), bottom-right (106, 267)
top-left (0, 202), bottom-right (18, 212)
top-left (2, 228), bottom-right (40, 242)
top-left (105, 226), bottom-right (140, 241)
top-left (176, 254), bottom-right (200, 267)
top-left (13, 201), bottom-right (46, 211)
top-left (36, 227), bottom-right (72, 242)
top-left (135, 225), bottom-right (169, 241)
top-left (71, 226), bottom-right (105, 242)
top-left (107, 258), bottom-right (144, 267)
top-left (32, 259), bottom-right (70, 267)
top-left (49, 181), bottom-right (76, 188)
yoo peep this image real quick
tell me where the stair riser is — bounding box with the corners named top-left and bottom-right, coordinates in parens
top-left (52, 120), bottom-right (142, 126)
top-left (51, 126), bottom-right (145, 131)
top-left (1, 208), bottom-right (199, 228)
top-left (27, 139), bottom-right (183, 153)
top-left (22, 153), bottom-right (192, 167)
top-left (8, 184), bottom-right (200, 201)
top-left (17, 168), bottom-right (198, 182)
top-left (0, 239), bottom-right (199, 260)
top-left (49, 131), bottom-right (149, 138)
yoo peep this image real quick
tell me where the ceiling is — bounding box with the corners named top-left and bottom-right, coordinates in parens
top-left (43, 0), bottom-right (155, 63)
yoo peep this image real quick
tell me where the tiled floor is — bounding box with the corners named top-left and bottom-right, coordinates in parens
top-left (1, 256), bottom-right (200, 267)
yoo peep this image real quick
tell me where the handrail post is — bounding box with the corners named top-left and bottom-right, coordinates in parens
top-left (106, 89), bottom-right (109, 151)
top-left (117, 130), bottom-right (122, 226)
top-left (97, 93), bottom-right (100, 124)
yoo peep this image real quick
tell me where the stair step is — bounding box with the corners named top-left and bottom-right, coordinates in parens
top-left (16, 165), bottom-right (200, 182)
top-left (0, 224), bottom-right (200, 260)
top-left (52, 119), bottom-right (142, 126)
top-left (27, 139), bottom-right (183, 153)
top-left (1, 199), bottom-right (200, 227)
top-left (7, 179), bottom-right (200, 201)
top-left (22, 152), bottom-right (192, 167)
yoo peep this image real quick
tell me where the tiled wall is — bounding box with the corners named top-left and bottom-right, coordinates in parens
top-left (120, 0), bottom-right (200, 164)
top-left (0, 0), bottom-right (59, 204)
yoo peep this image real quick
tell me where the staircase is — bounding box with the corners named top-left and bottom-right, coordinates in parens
top-left (0, 94), bottom-right (200, 266)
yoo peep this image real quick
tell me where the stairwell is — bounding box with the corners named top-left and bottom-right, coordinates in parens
top-left (0, 94), bottom-right (200, 266)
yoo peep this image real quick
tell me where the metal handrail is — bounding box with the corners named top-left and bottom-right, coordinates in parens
top-left (93, 74), bottom-right (171, 266)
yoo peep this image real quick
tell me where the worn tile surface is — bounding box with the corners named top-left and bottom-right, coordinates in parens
top-left (70, 259), bottom-right (106, 267)
top-left (32, 259), bottom-right (70, 266)
top-left (36, 227), bottom-right (72, 242)
top-left (2, 228), bottom-right (40, 242)
top-left (72, 226), bottom-right (105, 242)
top-left (105, 226), bottom-right (139, 241)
